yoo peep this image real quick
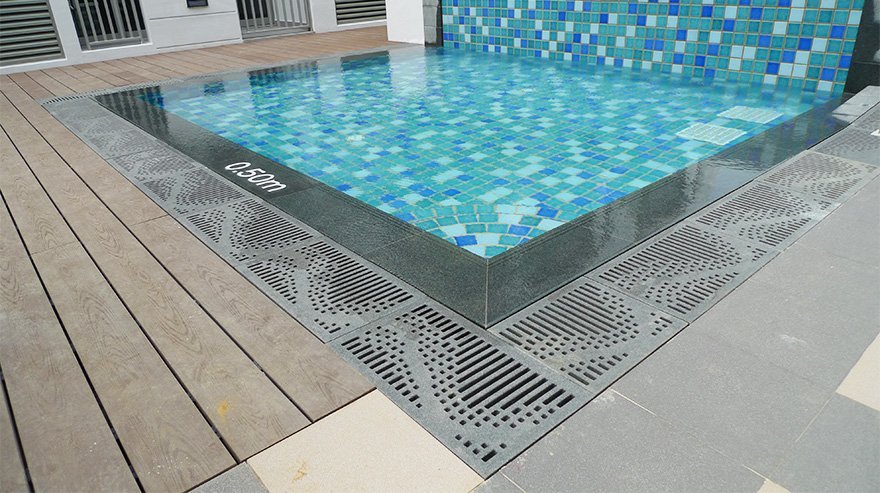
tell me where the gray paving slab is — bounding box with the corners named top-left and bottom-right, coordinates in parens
top-left (688, 276), bottom-right (875, 391)
top-left (471, 474), bottom-right (525, 493)
top-left (773, 395), bottom-right (880, 493)
top-left (499, 390), bottom-right (763, 493)
top-left (613, 329), bottom-right (830, 476)
top-left (189, 464), bottom-right (268, 493)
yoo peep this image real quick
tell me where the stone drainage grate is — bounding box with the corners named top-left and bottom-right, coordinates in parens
top-left (185, 198), bottom-right (315, 262)
top-left (490, 278), bottom-right (687, 392)
top-left (331, 302), bottom-right (590, 477)
top-left (760, 151), bottom-right (880, 202)
top-left (141, 169), bottom-right (246, 215)
top-left (589, 223), bottom-right (776, 321)
top-left (810, 128), bottom-right (880, 167)
top-left (244, 239), bottom-right (421, 342)
top-left (852, 104), bottom-right (880, 131)
top-left (108, 148), bottom-right (200, 182)
top-left (692, 182), bottom-right (836, 249)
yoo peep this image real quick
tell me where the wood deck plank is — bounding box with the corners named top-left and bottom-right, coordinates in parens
top-left (0, 95), bottom-right (310, 461)
top-left (133, 216), bottom-right (373, 421)
top-left (0, 368), bottom-right (29, 493)
top-left (32, 242), bottom-right (236, 492)
top-left (0, 203), bottom-right (139, 493)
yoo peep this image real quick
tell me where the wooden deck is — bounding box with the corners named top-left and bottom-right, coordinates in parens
top-left (0, 26), bottom-right (398, 493)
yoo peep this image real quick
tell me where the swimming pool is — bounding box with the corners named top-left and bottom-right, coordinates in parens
top-left (138, 46), bottom-right (832, 257)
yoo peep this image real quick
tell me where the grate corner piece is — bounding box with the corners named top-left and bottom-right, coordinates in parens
top-left (490, 278), bottom-right (686, 392)
top-left (693, 182), bottom-right (836, 249)
top-left (243, 240), bottom-right (419, 342)
top-left (810, 128), bottom-right (880, 167)
top-left (141, 169), bottom-right (245, 215)
top-left (760, 151), bottom-right (880, 201)
top-left (185, 198), bottom-right (315, 262)
top-left (677, 123), bottom-right (746, 146)
top-left (718, 106), bottom-right (782, 124)
top-left (589, 223), bottom-right (775, 321)
top-left (331, 302), bottom-right (590, 477)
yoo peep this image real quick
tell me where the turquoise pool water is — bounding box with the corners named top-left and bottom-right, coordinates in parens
top-left (144, 46), bottom-right (832, 257)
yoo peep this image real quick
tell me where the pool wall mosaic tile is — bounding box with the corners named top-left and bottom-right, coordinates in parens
top-left (442, 0), bottom-right (864, 94)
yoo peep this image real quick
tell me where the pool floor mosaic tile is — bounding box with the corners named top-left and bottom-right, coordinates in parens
top-left (144, 47), bottom-right (832, 257)
top-left (442, 0), bottom-right (863, 95)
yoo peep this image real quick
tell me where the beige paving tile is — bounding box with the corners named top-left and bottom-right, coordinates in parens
top-left (836, 332), bottom-right (880, 411)
top-left (248, 390), bottom-right (482, 493)
top-left (757, 479), bottom-right (790, 493)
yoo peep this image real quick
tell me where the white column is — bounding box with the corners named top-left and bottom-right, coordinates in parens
top-left (386, 0), bottom-right (425, 44)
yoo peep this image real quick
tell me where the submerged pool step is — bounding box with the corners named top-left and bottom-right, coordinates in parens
top-left (331, 302), bottom-right (590, 478)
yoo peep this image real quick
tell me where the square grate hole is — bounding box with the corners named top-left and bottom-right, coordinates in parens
top-left (141, 169), bottom-right (245, 215)
top-left (490, 278), bottom-right (686, 391)
top-left (760, 151), bottom-right (880, 201)
top-left (185, 198), bottom-right (315, 262)
top-left (244, 240), bottom-right (419, 341)
top-left (677, 123), bottom-right (746, 145)
top-left (331, 302), bottom-right (589, 477)
top-left (693, 182), bottom-right (836, 249)
top-left (589, 223), bottom-right (775, 321)
top-left (810, 128), bottom-right (880, 167)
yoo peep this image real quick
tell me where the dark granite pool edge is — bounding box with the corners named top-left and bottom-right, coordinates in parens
top-left (92, 49), bottom-right (850, 327)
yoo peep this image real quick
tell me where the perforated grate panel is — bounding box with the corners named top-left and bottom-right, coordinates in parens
top-left (141, 169), bottom-right (245, 215)
top-left (677, 123), bottom-right (746, 145)
top-left (590, 223), bottom-right (775, 321)
top-left (244, 240), bottom-right (418, 341)
top-left (693, 182), bottom-right (836, 248)
top-left (185, 198), bottom-right (315, 262)
top-left (109, 148), bottom-right (198, 182)
top-left (761, 152), bottom-right (880, 201)
top-left (490, 279), bottom-right (686, 391)
top-left (852, 104), bottom-right (880, 131)
top-left (718, 106), bottom-right (782, 124)
top-left (811, 128), bottom-right (880, 167)
top-left (332, 302), bottom-right (589, 477)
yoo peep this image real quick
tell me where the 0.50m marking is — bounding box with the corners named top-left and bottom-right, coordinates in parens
top-left (224, 162), bottom-right (287, 192)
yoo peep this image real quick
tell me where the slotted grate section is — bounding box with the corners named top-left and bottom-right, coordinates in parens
top-left (186, 198), bottom-right (314, 262)
top-left (109, 148), bottom-right (198, 182)
top-left (244, 240), bottom-right (417, 341)
top-left (760, 152), bottom-right (879, 201)
top-left (590, 223), bottom-right (774, 321)
top-left (676, 123), bottom-right (746, 146)
top-left (852, 104), bottom-right (879, 131)
top-left (332, 303), bottom-right (589, 476)
top-left (693, 182), bottom-right (836, 248)
top-left (811, 128), bottom-right (880, 166)
top-left (718, 106), bottom-right (782, 124)
top-left (490, 279), bottom-right (686, 391)
top-left (141, 169), bottom-right (245, 215)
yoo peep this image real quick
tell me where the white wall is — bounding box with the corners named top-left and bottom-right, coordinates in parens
top-left (386, 0), bottom-right (424, 44)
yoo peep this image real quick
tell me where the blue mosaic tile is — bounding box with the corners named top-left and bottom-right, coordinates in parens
top-left (442, 0), bottom-right (863, 94)
top-left (145, 47), bottom-right (831, 257)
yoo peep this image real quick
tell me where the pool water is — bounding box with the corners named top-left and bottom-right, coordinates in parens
top-left (145, 47), bottom-right (832, 257)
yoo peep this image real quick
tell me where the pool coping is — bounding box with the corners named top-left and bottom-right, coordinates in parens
top-left (90, 46), bottom-right (848, 327)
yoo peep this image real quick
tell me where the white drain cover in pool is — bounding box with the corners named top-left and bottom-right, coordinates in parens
top-left (677, 123), bottom-right (746, 145)
top-left (718, 106), bottom-right (783, 124)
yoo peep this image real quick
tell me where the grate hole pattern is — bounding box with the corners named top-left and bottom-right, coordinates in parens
top-left (186, 199), bottom-right (313, 262)
top-left (695, 183), bottom-right (835, 248)
top-left (111, 149), bottom-right (197, 181)
top-left (333, 303), bottom-right (587, 476)
top-left (142, 169), bottom-right (244, 215)
top-left (491, 279), bottom-right (686, 390)
top-left (852, 104), bottom-right (880, 131)
top-left (593, 224), bottom-right (772, 320)
top-left (246, 241), bottom-right (415, 340)
top-left (811, 129), bottom-right (880, 167)
top-left (761, 152), bottom-right (878, 200)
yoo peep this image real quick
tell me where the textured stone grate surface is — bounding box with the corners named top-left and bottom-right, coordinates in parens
top-left (141, 169), bottom-right (245, 215)
top-left (185, 199), bottom-right (315, 262)
top-left (693, 182), bottom-right (836, 248)
top-left (490, 279), bottom-right (686, 391)
top-left (332, 302), bottom-right (589, 477)
top-left (811, 128), bottom-right (880, 167)
top-left (852, 104), bottom-right (880, 131)
top-left (761, 152), bottom-right (879, 201)
top-left (109, 148), bottom-right (199, 182)
top-left (590, 223), bottom-right (775, 321)
top-left (244, 240), bottom-right (418, 341)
